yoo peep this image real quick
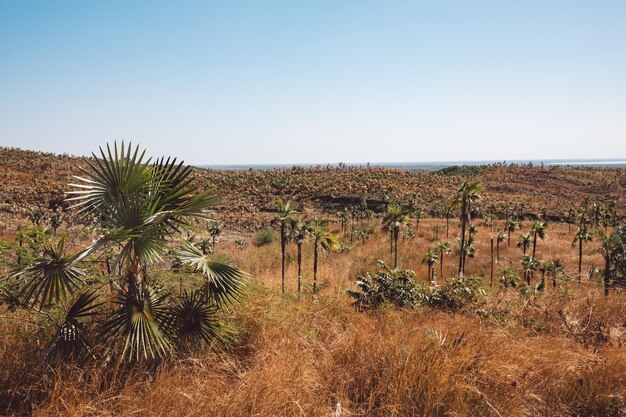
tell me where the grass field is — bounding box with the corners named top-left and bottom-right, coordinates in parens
top-left (2, 217), bottom-right (626, 416)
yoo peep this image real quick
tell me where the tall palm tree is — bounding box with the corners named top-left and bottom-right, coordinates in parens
top-left (517, 232), bottom-right (532, 255)
top-left (521, 254), bottom-right (539, 285)
top-left (496, 228), bottom-right (506, 264)
top-left (311, 218), bottom-right (338, 294)
top-left (505, 217), bottom-right (518, 247)
top-left (443, 205), bottom-right (454, 238)
top-left (597, 228), bottom-right (622, 296)
top-left (436, 241), bottom-right (451, 280)
top-left (530, 221), bottom-right (547, 261)
top-left (14, 142), bottom-right (249, 362)
top-left (452, 180), bottom-right (482, 277)
top-left (591, 201), bottom-right (604, 227)
top-left (381, 204), bottom-right (410, 268)
top-left (413, 208), bottom-right (424, 234)
top-left (208, 223), bottom-right (222, 251)
top-left (422, 248), bottom-right (439, 282)
top-left (277, 199), bottom-right (297, 294)
top-left (291, 219), bottom-right (313, 296)
top-left (573, 225), bottom-right (593, 284)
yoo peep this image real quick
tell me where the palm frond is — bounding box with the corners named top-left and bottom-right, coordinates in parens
top-left (67, 142), bottom-right (153, 216)
top-left (13, 234), bottom-right (85, 307)
top-left (100, 285), bottom-right (176, 361)
top-left (175, 241), bottom-right (247, 307)
top-left (44, 290), bottom-right (100, 362)
top-left (173, 290), bottom-right (228, 347)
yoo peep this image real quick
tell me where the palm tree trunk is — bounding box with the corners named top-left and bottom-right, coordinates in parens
top-left (578, 238), bottom-right (583, 284)
top-left (446, 215), bottom-right (449, 238)
top-left (458, 199), bottom-right (467, 277)
top-left (604, 253), bottom-right (610, 296)
top-left (390, 230), bottom-right (393, 257)
top-left (531, 233), bottom-right (537, 261)
top-left (281, 221), bottom-right (286, 294)
top-left (313, 238), bottom-right (319, 294)
top-left (427, 264), bottom-right (431, 282)
top-left (490, 238), bottom-right (494, 287)
top-left (508, 229), bottom-right (511, 247)
top-left (297, 242), bottom-right (302, 297)
top-left (439, 249), bottom-right (443, 280)
top-left (394, 228), bottom-right (399, 268)
top-left (496, 239), bottom-right (500, 264)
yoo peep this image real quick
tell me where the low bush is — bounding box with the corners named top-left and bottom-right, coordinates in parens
top-left (348, 261), bottom-right (485, 312)
top-left (253, 228), bottom-right (275, 246)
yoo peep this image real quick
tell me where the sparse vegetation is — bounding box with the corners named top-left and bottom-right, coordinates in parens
top-left (1, 146), bottom-right (626, 416)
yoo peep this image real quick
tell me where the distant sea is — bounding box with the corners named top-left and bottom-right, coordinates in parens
top-left (198, 159), bottom-right (626, 171)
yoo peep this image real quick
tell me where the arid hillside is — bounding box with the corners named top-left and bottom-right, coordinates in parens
top-left (1, 147), bottom-right (624, 232)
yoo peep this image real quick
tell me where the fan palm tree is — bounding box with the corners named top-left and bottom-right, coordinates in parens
top-left (521, 254), bottom-right (539, 285)
top-left (597, 228), bottom-right (622, 296)
top-left (208, 223), bottom-right (222, 251)
top-left (291, 219), bottom-right (313, 296)
top-left (517, 232), bottom-right (532, 255)
top-left (57, 142), bottom-right (247, 361)
top-left (311, 218), bottom-right (338, 294)
top-left (436, 241), bottom-right (451, 280)
top-left (276, 199), bottom-right (297, 294)
top-left (530, 221), bottom-right (547, 261)
top-left (422, 248), bottom-right (439, 282)
top-left (573, 225), bottom-right (593, 284)
top-left (505, 217), bottom-right (518, 247)
top-left (443, 205), bottom-right (454, 238)
top-left (413, 208), bottom-right (424, 234)
top-left (452, 180), bottom-right (482, 277)
top-left (496, 228), bottom-right (506, 264)
top-left (381, 204), bottom-right (410, 268)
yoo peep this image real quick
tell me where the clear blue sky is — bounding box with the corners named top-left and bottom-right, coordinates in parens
top-left (1, 1), bottom-right (625, 164)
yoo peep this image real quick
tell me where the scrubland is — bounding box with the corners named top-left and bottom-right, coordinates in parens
top-left (2, 217), bottom-right (626, 416)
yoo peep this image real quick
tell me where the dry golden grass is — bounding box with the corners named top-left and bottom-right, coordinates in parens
top-left (2, 219), bottom-right (626, 416)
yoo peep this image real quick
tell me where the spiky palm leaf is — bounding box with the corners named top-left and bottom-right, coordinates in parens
top-left (13, 234), bottom-right (85, 307)
top-left (175, 241), bottom-right (247, 307)
top-left (44, 290), bottom-right (100, 362)
top-left (100, 285), bottom-right (176, 361)
top-left (173, 290), bottom-right (226, 347)
top-left (67, 142), bottom-right (218, 273)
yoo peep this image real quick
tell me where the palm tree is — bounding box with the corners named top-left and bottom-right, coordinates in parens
top-left (521, 254), bottom-right (539, 285)
top-left (49, 212), bottom-right (63, 235)
top-left (422, 248), bottom-right (439, 282)
top-left (505, 217), bottom-right (518, 247)
top-left (381, 204), bottom-right (410, 268)
top-left (277, 199), bottom-right (297, 294)
top-left (436, 241), bottom-right (451, 280)
top-left (413, 208), bottom-right (424, 234)
top-left (591, 201), bottom-right (604, 227)
top-left (530, 221), bottom-right (547, 261)
top-left (291, 219), bottom-right (313, 296)
top-left (12, 142), bottom-right (248, 362)
top-left (311, 218), bottom-right (338, 294)
top-left (443, 205), bottom-right (454, 238)
top-left (517, 232), bottom-right (532, 255)
top-left (496, 228), bottom-right (505, 264)
top-left (452, 180), bottom-right (482, 277)
top-left (597, 228), bottom-right (622, 296)
top-left (573, 225), bottom-right (593, 284)
top-left (208, 222), bottom-right (222, 250)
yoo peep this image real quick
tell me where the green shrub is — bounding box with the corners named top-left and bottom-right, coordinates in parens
top-left (253, 228), bottom-right (275, 247)
top-left (419, 276), bottom-right (486, 312)
top-left (347, 261), bottom-right (419, 311)
top-left (347, 261), bottom-right (485, 312)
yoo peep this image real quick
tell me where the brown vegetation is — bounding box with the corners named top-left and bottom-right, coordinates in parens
top-left (1, 147), bottom-right (626, 416)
